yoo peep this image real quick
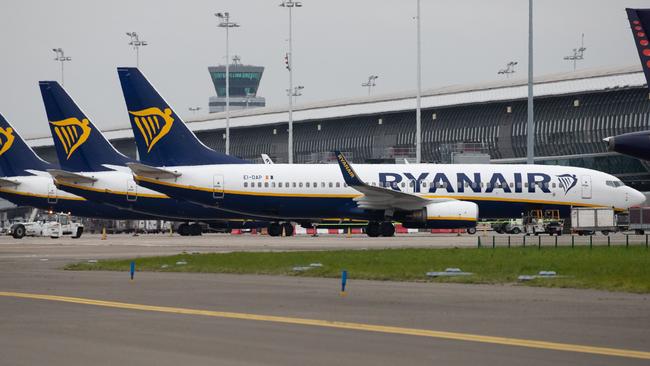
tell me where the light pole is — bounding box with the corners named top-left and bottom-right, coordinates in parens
top-left (563, 33), bottom-right (586, 71)
top-left (526, 0), bottom-right (534, 164)
top-left (126, 32), bottom-right (148, 68)
top-left (216, 12), bottom-right (240, 155)
top-left (189, 107), bottom-right (202, 115)
top-left (497, 61), bottom-right (518, 78)
top-left (361, 75), bottom-right (378, 95)
top-left (280, 0), bottom-right (302, 164)
top-left (415, 0), bottom-right (422, 164)
top-left (52, 48), bottom-right (71, 86)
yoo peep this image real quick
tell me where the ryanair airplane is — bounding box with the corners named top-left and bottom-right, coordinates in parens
top-left (38, 81), bottom-right (268, 235)
top-left (604, 8), bottom-right (650, 161)
top-left (118, 68), bottom-right (645, 237)
top-left (0, 113), bottom-right (148, 220)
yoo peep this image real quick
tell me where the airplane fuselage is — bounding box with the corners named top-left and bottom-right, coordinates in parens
top-left (133, 163), bottom-right (645, 221)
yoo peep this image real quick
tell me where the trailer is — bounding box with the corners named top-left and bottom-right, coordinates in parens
top-left (570, 207), bottom-right (627, 235)
top-left (628, 207), bottom-right (650, 235)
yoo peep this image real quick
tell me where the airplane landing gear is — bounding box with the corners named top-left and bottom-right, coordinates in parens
top-left (268, 222), bottom-right (294, 237)
top-left (366, 221), bottom-right (395, 237)
top-left (380, 221), bottom-right (395, 237)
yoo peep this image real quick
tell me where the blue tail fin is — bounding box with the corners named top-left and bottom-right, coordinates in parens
top-left (626, 9), bottom-right (650, 88)
top-left (117, 67), bottom-right (250, 166)
top-left (39, 81), bottom-right (132, 172)
top-left (0, 113), bottom-right (51, 176)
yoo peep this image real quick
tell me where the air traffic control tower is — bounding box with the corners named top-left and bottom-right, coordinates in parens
top-left (208, 57), bottom-right (265, 113)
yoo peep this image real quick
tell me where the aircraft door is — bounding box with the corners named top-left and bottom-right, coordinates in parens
top-left (47, 183), bottom-right (58, 204)
top-left (580, 175), bottom-right (592, 199)
top-left (127, 180), bottom-right (137, 202)
top-left (213, 174), bottom-right (224, 199)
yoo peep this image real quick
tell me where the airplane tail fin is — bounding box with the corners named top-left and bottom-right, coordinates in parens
top-left (39, 81), bottom-right (132, 172)
top-left (626, 8), bottom-right (650, 87)
top-left (117, 67), bottom-right (250, 166)
top-left (0, 113), bottom-right (51, 176)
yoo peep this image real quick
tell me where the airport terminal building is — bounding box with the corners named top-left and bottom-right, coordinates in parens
top-left (27, 65), bottom-right (650, 196)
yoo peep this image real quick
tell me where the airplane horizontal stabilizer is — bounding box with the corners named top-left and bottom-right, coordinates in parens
top-left (126, 162), bottom-right (181, 179)
top-left (47, 169), bottom-right (97, 183)
top-left (0, 177), bottom-right (20, 187)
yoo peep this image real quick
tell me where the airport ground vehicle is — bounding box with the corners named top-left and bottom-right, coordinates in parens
top-left (627, 207), bottom-right (650, 235)
top-left (570, 207), bottom-right (629, 235)
top-left (492, 210), bottom-right (563, 235)
top-left (9, 213), bottom-right (83, 239)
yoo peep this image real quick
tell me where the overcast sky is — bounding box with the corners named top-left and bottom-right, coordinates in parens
top-left (0, 0), bottom-right (648, 138)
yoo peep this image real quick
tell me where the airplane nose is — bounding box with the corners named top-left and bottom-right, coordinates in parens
top-left (628, 187), bottom-right (646, 207)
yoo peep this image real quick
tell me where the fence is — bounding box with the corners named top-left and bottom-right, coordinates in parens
top-left (477, 234), bottom-right (650, 249)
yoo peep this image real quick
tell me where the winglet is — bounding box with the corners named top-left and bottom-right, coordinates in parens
top-left (334, 151), bottom-right (363, 186)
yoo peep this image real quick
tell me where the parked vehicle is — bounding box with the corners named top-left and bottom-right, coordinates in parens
top-left (628, 207), bottom-right (650, 235)
top-left (8, 213), bottom-right (83, 239)
top-left (570, 207), bottom-right (628, 235)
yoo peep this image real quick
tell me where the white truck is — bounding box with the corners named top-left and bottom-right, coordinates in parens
top-left (570, 207), bottom-right (627, 235)
top-left (9, 213), bottom-right (84, 239)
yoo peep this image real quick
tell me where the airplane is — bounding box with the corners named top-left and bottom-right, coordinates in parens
top-left (0, 113), bottom-right (149, 220)
top-left (38, 81), bottom-right (269, 236)
top-left (117, 67), bottom-right (646, 237)
top-left (604, 8), bottom-right (650, 161)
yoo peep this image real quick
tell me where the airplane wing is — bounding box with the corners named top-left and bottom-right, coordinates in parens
top-left (334, 151), bottom-right (453, 211)
top-left (126, 162), bottom-right (181, 179)
top-left (261, 154), bottom-right (274, 164)
top-left (0, 178), bottom-right (20, 187)
top-left (47, 169), bottom-right (98, 183)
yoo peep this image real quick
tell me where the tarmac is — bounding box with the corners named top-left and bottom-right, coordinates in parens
top-left (0, 233), bottom-right (648, 365)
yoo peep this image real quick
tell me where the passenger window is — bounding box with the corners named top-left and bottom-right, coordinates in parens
top-left (329, 182), bottom-right (333, 188)
top-left (401, 182), bottom-right (406, 188)
top-left (306, 182), bottom-right (310, 188)
top-left (244, 182), bottom-right (248, 188)
top-left (313, 182), bottom-right (317, 188)
top-left (551, 183), bottom-right (556, 188)
top-left (336, 182), bottom-right (340, 188)
top-left (264, 182), bottom-right (269, 188)
top-left (271, 182), bottom-right (276, 188)
top-left (516, 182), bottom-right (522, 188)
top-left (258, 182), bottom-right (262, 188)
top-left (524, 183), bottom-right (529, 188)
top-left (321, 182), bottom-right (325, 188)
top-left (299, 182), bottom-right (303, 188)
top-left (287, 182), bottom-right (290, 187)
top-left (278, 182), bottom-right (283, 188)
top-left (409, 181), bottom-right (414, 187)
top-left (510, 182), bottom-right (514, 188)
top-left (422, 182), bottom-right (427, 187)
top-left (443, 183), bottom-right (448, 188)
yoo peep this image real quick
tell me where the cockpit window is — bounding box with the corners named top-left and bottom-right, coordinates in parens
top-left (606, 180), bottom-right (625, 188)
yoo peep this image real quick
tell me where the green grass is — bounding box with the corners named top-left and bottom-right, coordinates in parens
top-left (65, 247), bottom-right (650, 293)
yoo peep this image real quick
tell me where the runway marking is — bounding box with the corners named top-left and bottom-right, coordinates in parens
top-left (1, 291), bottom-right (648, 360)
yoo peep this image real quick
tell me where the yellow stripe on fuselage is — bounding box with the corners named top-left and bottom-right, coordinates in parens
top-left (0, 188), bottom-right (86, 201)
top-left (55, 180), bottom-right (168, 199)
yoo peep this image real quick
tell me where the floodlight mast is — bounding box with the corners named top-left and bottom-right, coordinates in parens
top-left (497, 61), bottom-right (518, 78)
top-left (126, 32), bottom-right (148, 68)
top-left (215, 12), bottom-right (240, 155)
top-left (280, 0), bottom-right (302, 164)
top-left (361, 75), bottom-right (378, 95)
top-left (415, 0), bottom-right (422, 164)
top-left (52, 48), bottom-right (71, 86)
top-left (563, 33), bottom-right (586, 71)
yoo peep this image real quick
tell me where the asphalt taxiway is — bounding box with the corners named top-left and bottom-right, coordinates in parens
top-left (0, 234), bottom-right (648, 365)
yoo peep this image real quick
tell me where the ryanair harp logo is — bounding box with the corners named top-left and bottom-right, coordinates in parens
top-left (50, 118), bottom-right (91, 159)
top-left (0, 127), bottom-right (15, 156)
top-left (129, 107), bottom-right (174, 153)
top-left (557, 174), bottom-right (578, 195)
